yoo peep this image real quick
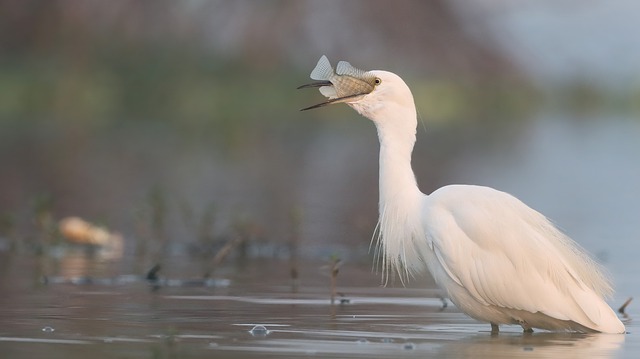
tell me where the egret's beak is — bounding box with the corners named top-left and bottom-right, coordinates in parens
top-left (297, 81), bottom-right (332, 89)
top-left (297, 79), bottom-right (374, 111)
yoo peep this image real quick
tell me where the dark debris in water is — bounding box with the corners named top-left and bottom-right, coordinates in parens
top-left (403, 342), bottom-right (416, 350)
top-left (40, 264), bottom-right (230, 290)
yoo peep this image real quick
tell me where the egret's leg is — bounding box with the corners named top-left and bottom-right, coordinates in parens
top-left (518, 320), bottom-right (533, 333)
top-left (490, 323), bottom-right (499, 333)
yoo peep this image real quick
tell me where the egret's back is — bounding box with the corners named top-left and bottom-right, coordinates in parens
top-left (420, 185), bottom-right (624, 333)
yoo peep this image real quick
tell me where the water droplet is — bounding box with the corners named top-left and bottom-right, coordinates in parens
top-left (249, 325), bottom-right (269, 336)
top-left (42, 326), bottom-right (55, 333)
top-left (403, 342), bottom-right (416, 350)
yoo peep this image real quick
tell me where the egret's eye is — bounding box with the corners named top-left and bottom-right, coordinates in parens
top-left (374, 78), bottom-right (382, 85)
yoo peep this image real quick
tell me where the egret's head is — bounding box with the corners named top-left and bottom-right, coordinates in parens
top-left (344, 70), bottom-right (415, 121)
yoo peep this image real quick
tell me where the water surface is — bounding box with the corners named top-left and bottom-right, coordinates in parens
top-left (0, 253), bottom-right (636, 358)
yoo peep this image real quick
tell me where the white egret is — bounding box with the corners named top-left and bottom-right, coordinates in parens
top-left (298, 55), bottom-right (625, 334)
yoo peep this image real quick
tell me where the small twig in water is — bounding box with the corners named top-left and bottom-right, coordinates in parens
top-left (329, 256), bottom-right (342, 305)
top-left (146, 264), bottom-right (162, 282)
top-left (146, 264), bottom-right (162, 291)
top-left (212, 236), bottom-right (244, 267)
top-left (289, 207), bottom-right (302, 293)
top-left (618, 297), bottom-right (633, 315)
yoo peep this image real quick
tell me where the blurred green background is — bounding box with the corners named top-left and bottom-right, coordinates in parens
top-left (1, 0), bottom-right (639, 266)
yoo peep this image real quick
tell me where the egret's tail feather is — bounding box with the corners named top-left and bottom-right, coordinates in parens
top-left (567, 286), bottom-right (626, 333)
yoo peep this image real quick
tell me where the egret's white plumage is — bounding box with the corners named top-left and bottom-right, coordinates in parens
top-left (299, 56), bottom-right (625, 334)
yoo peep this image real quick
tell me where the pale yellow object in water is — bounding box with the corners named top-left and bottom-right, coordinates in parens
top-left (59, 216), bottom-right (122, 248)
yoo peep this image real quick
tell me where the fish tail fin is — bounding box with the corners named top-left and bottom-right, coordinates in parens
top-left (310, 55), bottom-right (334, 80)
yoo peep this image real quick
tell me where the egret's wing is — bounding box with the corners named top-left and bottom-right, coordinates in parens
top-left (424, 185), bottom-right (615, 328)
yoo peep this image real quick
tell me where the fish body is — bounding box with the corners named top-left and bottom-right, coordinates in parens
top-left (310, 55), bottom-right (376, 99)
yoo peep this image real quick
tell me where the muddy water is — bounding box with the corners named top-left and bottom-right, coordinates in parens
top-left (0, 252), bottom-right (636, 359)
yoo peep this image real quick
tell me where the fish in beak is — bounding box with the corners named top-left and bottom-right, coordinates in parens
top-left (298, 55), bottom-right (378, 111)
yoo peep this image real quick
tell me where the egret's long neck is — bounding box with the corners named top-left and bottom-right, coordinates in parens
top-left (375, 110), bottom-right (421, 203)
top-left (372, 103), bottom-right (425, 280)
